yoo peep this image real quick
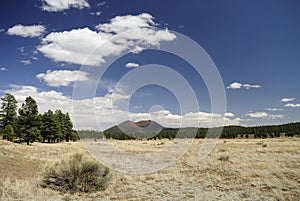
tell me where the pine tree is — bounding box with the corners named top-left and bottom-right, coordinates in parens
top-left (0, 93), bottom-right (17, 129)
top-left (64, 113), bottom-right (73, 142)
top-left (2, 124), bottom-right (15, 141)
top-left (18, 96), bottom-right (40, 145)
top-left (54, 110), bottom-right (65, 142)
top-left (41, 110), bottom-right (60, 143)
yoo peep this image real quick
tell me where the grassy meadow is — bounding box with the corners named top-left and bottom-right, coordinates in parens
top-left (0, 138), bottom-right (299, 200)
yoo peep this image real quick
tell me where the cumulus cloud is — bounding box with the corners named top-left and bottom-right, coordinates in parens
top-left (224, 112), bottom-right (235, 117)
top-left (96, 13), bottom-right (156, 34)
top-left (38, 13), bottom-right (176, 66)
top-left (7, 85), bottom-right (69, 111)
top-left (227, 82), bottom-right (261, 90)
top-left (281, 98), bottom-right (295, 102)
top-left (4, 85), bottom-right (240, 130)
top-left (7, 24), bottom-right (46, 38)
top-left (38, 28), bottom-right (120, 66)
top-left (245, 112), bottom-right (268, 118)
top-left (285, 103), bottom-right (300, 108)
top-left (265, 108), bottom-right (283, 111)
top-left (21, 60), bottom-right (32, 65)
top-left (41, 0), bottom-right (90, 12)
top-left (125, 62), bottom-right (139, 68)
top-left (36, 70), bottom-right (89, 87)
top-left (245, 112), bottom-right (284, 119)
top-left (227, 82), bottom-right (242, 89)
top-left (0, 67), bottom-right (8, 71)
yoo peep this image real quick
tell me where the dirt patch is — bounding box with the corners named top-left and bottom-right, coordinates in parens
top-left (0, 142), bottom-right (40, 179)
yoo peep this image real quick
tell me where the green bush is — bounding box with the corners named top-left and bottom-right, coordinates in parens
top-left (40, 153), bottom-right (111, 193)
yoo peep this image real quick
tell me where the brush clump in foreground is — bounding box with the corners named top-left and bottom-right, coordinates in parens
top-left (40, 153), bottom-right (111, 193)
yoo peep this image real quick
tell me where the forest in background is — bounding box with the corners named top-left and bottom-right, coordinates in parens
top-left (0, 93), bottom-right (78, 145)
top-left (80, 121), bottom-right (300, 140)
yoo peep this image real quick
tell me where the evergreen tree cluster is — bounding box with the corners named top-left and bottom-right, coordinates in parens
top-left (103, 122), bottom-right (300, 140)
top-left (0, 93), bottom-right (77, 145)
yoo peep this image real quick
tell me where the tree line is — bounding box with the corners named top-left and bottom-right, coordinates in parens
top-left (0, 93), bottom-right (78, 145)
top-left (102, 122), bottom-right (300, 140)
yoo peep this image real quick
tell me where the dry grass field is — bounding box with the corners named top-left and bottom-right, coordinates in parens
top-left (0, 138), bottom-right (299, 201)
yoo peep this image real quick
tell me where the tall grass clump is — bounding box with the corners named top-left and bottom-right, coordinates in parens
top-left (40, 153), bottom-right (111, 193)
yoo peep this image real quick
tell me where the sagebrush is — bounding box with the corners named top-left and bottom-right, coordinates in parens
top-left (40, 153), bottom-right (111, 193)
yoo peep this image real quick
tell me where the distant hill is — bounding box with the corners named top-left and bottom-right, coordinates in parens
top-left (103, 120), bottom-right (163, 139)
top-left (87, 120), bottom-right (300, 140)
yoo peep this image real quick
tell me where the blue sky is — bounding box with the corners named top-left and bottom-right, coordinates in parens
top-left (0, 0), bottom-right (300, 130)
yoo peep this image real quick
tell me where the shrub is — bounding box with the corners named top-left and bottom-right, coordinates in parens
top-left (62, 195), bottom-right (72, 201)
top-left (40, 153), bottom-right (111, 193)
top-left (218, 155), bottom-right (230, 162)
top-left (262, 144), bottom-right (267, 147)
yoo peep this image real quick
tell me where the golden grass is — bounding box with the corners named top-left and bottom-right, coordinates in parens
top-left (0, 138), bottom-right (299, 200)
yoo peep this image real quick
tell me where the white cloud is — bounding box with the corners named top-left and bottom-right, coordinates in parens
top-left (41, 0), bottom-right (90, 12)
top-left (125, 62), bottom-right (139, 68)
top-left (97, 1), bottom-right (106, 6)
top-left (38, 28), bottom-right (124, 66)
top-left (245, 111), bottom-right (284, 119)
top-left (268, 114), bottom-right (284, 119)
top-left (242, 84), bottom-right (261, 90)
top-left (4, 85), bottom-right (240, 130)
top-left (227, 82), bottom-right (261, 90)
top-left (0, 28), bottom-right (4, 33)
top-left (36, 70), bottom-right (89, 87)
top-left (285, 103), bottom-right (300, 108)
top-left (0, 67), bottom-right (8, 71)
top-left (38, 13), bottom-right (176, 66)
top-left (265, 108), bottom-right (283, 111)
top-left (224, 112), bottom-right (235, 117)
top-left (227, 82), bottom-right (242, 89)
top-left (245, 112), bottom-right (268, 118)
top-left (96, 13), bottom-right (156, 34)
top-left (6, 85), bottom-right (69, 111)
top-left (7, 24), bottom-right (46, 38)
top-left (281, 98), bottom-right (295, 102)
top-left (21, 60), bottom-right (32, 65)
top-left (89, 11), bottom-right (102, 16)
